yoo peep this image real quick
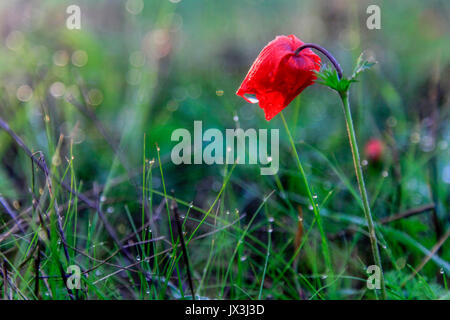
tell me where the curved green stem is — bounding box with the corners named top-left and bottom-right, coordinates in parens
top-left (339, 92), bottom-right (387, 299)
top-left (280, 112), bottom-right (334, 281)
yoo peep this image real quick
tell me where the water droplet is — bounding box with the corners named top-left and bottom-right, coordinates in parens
top-left (438, 141), bottom-right (448, 150)
top-left (411, 132), bottom-right (420, 144)
top-left (361, 159), bottom-right (368, 166)
top-left (244, 93), bottom-right (259, 104)
top-left (87, 89), bottom-right (103, 106)
top-left (233, 115), bottom-right (239, 122)
top-left (308, 205), bottom-right (313, 211)
top-left (382, 171), bottom-right (389, 178)
top-left (226, 210), bottom-right (230, 215)
top-left (95, 269), bottom-right (102, 276)
top-left (268, 227), bottom-right (273, 233)
top-left (71, 50), bottom-right (88, 67)
top-left (16, 85), bottom-right (33, 102)
top-left (298, 216), bottom-right (303, 222)
top-left (386, 116), bottom-right (397, 127)
top-left (321, 274), bottom-right (328, 280)
top-left (313, 194), bottom-right (318, 199)
top-left (107, 206), bottom-right (114, 213)
top-left (136, 255), bottom-right (141, 262)
top-left (126, 0), bottom-right (144, 15)
top-left (439, 268), bottom-right (444, 274)
top-left (240, 255), bottom-right (247, 262)
top-left (100, 195), bottom-right (107, 202)
top-left (268, 216), bottom-right (274, 223)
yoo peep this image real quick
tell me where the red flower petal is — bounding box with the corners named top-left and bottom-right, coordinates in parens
top-left (236, 35), bottom-right (321, 121)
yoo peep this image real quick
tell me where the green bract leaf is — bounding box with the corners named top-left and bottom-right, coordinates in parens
top-left (315, 66), bottom-right (355, 93)
top-left (315, 52), bottom-right (376, 94)
top-left (352, 52), bottom-right (377, 79)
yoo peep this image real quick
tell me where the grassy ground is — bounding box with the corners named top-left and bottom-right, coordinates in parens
top-left (0, 0), bottom-right (449, 300)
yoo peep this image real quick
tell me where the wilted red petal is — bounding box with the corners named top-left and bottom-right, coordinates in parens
top-left (236, 35), bottom-right (321, 121)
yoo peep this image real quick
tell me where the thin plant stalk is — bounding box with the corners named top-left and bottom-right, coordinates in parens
top-left (280, 112), bottom-right (334, 280)
top-left (296, 43), bottom-right (387, 299)
top-left (339, 91), bottom-right (387, 299)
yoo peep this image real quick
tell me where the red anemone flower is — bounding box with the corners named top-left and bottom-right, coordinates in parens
top-left (236, 35), bottom-right (321, 121)
top-left (365, 139), bottom-right (384, 162)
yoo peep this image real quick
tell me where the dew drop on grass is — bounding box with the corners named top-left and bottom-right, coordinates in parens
top-left (440, 268), bottom-right (444, 274)
top-left (240, 255), bottom-right (247, 262)
top-left (321, 274), bottom-right (328, 280)
top-left (243, 93), bottom-right (259, 104)
top-left (438, 140), bottom-right (448, 150)
top-left (95, 269), bottom-right (102, 276)
top-left (233, 115), bottom-right (239, 122)
top-left (313, 194), bottom-right (318, 199)
top-left (268, 216), bottom-right (274, 223)
top-left (136, 255), bottom-right (141, 262)
top-left (308, 205), bottom-right (314, 211)
top-left (226, 210), bottom-right (230, 215)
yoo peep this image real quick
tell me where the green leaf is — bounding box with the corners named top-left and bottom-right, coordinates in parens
top-left (352, 52), bottom-right (377, 79)
top-left (315, 52), bottom-right (376, 94)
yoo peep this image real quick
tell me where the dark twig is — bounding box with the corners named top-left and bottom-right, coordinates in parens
top-left (329, 203), bottom-right (436, 240)
top-left (34, 241), bottom-right (41, 298)
top-left (379, 203), bottom-right (436, 224)
top-left (403, 228), bottom-right (450, 286)
top-left (0, 116), bottom-right (96, 208)
top-left (37, 152), bottom-right (71, 263)
top-left (2, 260), bottom-right (7, 300)
top-left (0, 195), bottom-right (26, 233)
top-left (0, 116), bottom-right (132, 262)
top-left (171, 197), bottom-right (195, 300)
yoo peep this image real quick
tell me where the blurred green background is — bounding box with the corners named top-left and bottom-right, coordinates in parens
top-left (0, 0), bottom-right (449, 299)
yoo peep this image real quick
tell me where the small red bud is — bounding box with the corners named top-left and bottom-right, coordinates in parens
top-left (365, 139), bottom-right (384, 162)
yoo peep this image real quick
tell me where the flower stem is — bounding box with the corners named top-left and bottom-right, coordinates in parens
top-left (295, 43), bottom-right (343, 79)
top-left (339, 92), bottom-right (387, 299)
top-left (280, 112), bottom-right (334, 281)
